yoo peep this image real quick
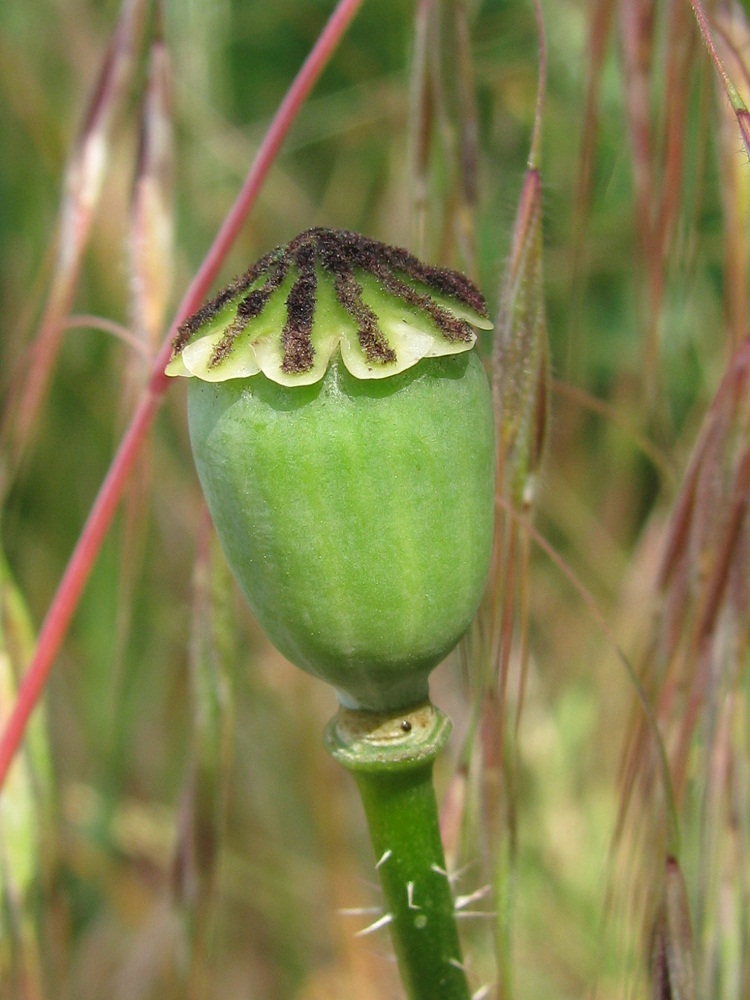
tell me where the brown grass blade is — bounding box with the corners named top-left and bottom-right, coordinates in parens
top-left (650, 857), bottom-right (695, 1000)
top-left (448, 0), bottom-right (480, 272)
top-left (569, 0), bottom-right (615, 309)
top-left (711, 3), bottom-right (750, 350)
top-left (408, 0), bottom-right (436, 258)
top-left (650, 0), bottom-right (694, 342)
top-left (618, 0), bottom-right (655, 267)
top-left (406, 0), bottom-right (480, 271)
top-left (617, 338), bottom-right (750, 995)
top-left (172, 516), bottom-right (235, 995)
top-left (462, 10), bottom-right (550, 993)
top-left (0, 0), bottom-right (149, 496)
top-left (129, 10), bottom-right (174, 356)
top-left (618, 0), bottom-right (695, 399)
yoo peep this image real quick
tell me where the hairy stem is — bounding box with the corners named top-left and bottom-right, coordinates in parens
top-left (326, 702), bottom-right (471, 1000)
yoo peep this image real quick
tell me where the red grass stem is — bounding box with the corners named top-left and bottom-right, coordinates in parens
top-left (0, 0), bottom-right (364, 791)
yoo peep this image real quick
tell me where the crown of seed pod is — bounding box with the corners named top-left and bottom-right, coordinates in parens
top-left (168, 228), bottom-right (495, 711)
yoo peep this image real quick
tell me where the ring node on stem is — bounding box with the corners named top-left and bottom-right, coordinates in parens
top-left (326, 701), bottom-right (471, 1000)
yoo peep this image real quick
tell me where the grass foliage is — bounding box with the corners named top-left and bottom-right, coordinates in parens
top-left (1, 0), bottom-right (749, 997)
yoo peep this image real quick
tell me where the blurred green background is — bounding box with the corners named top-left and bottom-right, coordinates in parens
top-left (0, 0), bottom-right (747, 998)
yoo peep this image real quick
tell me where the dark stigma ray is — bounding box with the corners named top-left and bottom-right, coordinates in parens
top-left (172, 247), bottom-right (285, 356)
top-left (321, 230), bottom-right (485, 327)
top-left (209, 256), bottom-right (290, 368)
top-left (370, 261), bottom-right (474, 343)
top-left (281, 242), bottom-right (317, 373)
top-left (379, 241), bottom-right (488, 319)
top-left (333, 268), bottom-right (397, 366)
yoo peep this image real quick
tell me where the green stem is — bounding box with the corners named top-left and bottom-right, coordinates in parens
top-left (325, 701), bottom-right (471, 1000)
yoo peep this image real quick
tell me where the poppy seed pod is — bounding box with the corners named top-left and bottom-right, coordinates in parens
top-left (168, 229), bottom-right (495, 711)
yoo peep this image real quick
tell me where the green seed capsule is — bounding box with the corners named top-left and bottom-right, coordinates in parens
top-left (170, 230), bottom-right (495, 711)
